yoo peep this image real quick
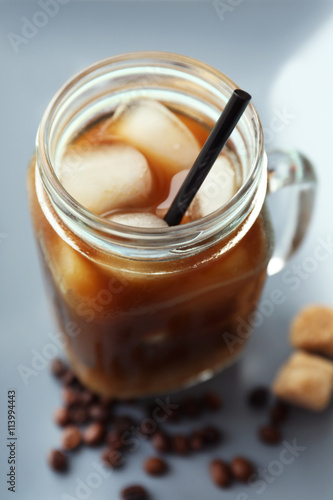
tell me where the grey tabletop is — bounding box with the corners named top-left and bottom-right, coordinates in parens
top-left (1, 1), bottom-right (333, 499)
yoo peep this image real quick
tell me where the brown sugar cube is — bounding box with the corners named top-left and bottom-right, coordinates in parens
top-left (272, 351), bottom-right (333, 411)
top-left (290, 305), bottom-right (333, 357)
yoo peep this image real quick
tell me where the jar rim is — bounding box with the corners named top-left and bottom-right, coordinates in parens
top-left (36, 51), bottom-right (265, 256)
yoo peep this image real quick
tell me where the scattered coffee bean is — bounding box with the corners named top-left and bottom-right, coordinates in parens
top-left (144, 456), bottom-right (168, 476)
top-left (231, 457), bottom-right (255, 483)
top-left (88, 404), bottom-right (109, 422)
top-left (139, 419), bottom-right (159, 438)
top-left (80, 390), bottom-right (96, 406)
top-left (49, 357), bottom-right (291, 493)
top-left (114, 415), bottom-right (136, 433)
top-left (210, 459), bottom-right (232, 488)
top-left (172, 434), bottom-right (189, 455)
top-left (102, 448), bottom-right (124, 468)
top-left (51, 358), bottom-right (67, 378)
top-left (107, 429), bottom-right (124, 451)
top-left (53, 407), bottom-right (70, 427)
top-left (183, 396), bottom-right (201, 418)
top-left (61, 425), bottom-right (81, 451)
top-left (201, 425), bottom-right (221, 445)
top-left (48, 449), bottom-right (68, 472)
top-left (62, 388), bottom-right (82, 407)
top-left (189, 431), bottom-right (205, 452)
top-left (258, 425), bottom-right (282, 445)
top-left (61, 369), bottom-right (77, 387)
top-left (202, 392), bottom-right (222, 411)
top-left (151, 431), bottom-right (170, 453)
top-left (83, 422), bottom-right (105, 446)
top-left (121, 484), bottom-right (149, 500)
top-left (166, 405), bottom-right (181, 423)
top-left (248, 387), bottom-right (270, 409)
top-left (69, 407), bottom-right (89, 425)
top-left (270, 400), bottom-right (290, 425)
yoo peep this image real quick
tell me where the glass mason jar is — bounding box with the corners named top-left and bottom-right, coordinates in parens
top-left (27, 52), bottom-right (316, 398)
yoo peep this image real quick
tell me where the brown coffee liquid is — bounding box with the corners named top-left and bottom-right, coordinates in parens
top-left (27, 103), bottom-right (272, 398)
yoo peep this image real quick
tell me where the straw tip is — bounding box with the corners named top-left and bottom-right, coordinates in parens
top-left (234, 89), bottom-right (251, 102)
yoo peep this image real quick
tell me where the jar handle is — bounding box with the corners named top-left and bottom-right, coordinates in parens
top-left (266, 149), bottom-right (317, 276)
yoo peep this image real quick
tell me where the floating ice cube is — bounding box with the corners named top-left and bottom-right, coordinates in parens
top-left (108, 99), bottom-right (200, 174)
top-left (108, 212), bottom-right (168, 229)
top-left (155, 169), bottom-right (190, 219)
top-left (189, 155), bottom-right (238, 220)
top-left (58, 143), bottom-right (153, 214)
top-left (52, 239), bottom-right (104, 299)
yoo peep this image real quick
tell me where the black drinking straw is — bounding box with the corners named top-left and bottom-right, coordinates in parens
top-left (164, 89), bottom-right (251, 226)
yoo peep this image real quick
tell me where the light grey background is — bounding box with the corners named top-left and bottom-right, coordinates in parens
top-left (1, 1), bottom-right (333, 499)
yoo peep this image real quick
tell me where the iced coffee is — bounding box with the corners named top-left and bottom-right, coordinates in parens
top-left (27, 55), bottom-right (273, 398)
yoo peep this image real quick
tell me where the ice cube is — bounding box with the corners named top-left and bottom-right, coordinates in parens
top-left (107, 99), bottom-right (200, 174)
top-left (108, 212), bottom-right (168, 229)
top-left (58, 143), bottom-right (153, 215)
top-left (51, 239), bottom-right (104, 299)
top-left (155, 169), bottom-right (189, 218)
top-left (189, 155), bottom-right (238, 220)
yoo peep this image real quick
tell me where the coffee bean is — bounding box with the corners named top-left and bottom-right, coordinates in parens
top-left (172, 434), bottom-right (189, 455)
top-left (121, 485), bottom-right (149, 500)
top-left (102, 448), bottom-right (124, 469)
top-left (258, 425), bottom-right (282, 445)
top-left (210, 459), bottom-right (232, 488)
top-left (143, 457), bottom-right (168, 476)
top-left (202, 392), bottom-right (222, 411)
top-left (61, 369), bottom-right (77, 387)
top-left (48, 449), bottom-right (68, 472)
top-left (83, 422), bottom-right (105, 446)
top-left (151, 431), bottom-right (170, 453)
top-left (166, 405), bottom-right (181, 423)
top-left (88, 404), bottom-right (109, 422)
top-left (80, 390), bottom-right (96, 407)
top-left (139, 419), bottom-right (159, 438)
top-left (183, 396), bottom-right (201, 419)
top-left (53, 407), bottom-right (70, 427)
top-left (231, 457), bottom-right (255, 483)
top-left (62, 388), bottom-right (82, 408)
top-left (107, 429), bottom-right (124, 451)
top-left (270, 401), bottom-right (290, 425)
top-left (113, 415), bottom-right (136, 433)
top-left (248, 387), bottom-right (270, 409)
top-left (61, 425), bottom-right (81, 451)
top-left (50, 358), bottom-right (67, 378)
top-left (201, 425), bottom-right (221, 445)
top-left (69, 407), bottom-right (89, 425)
top-left (189, 431), bottom-right (205, 452)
